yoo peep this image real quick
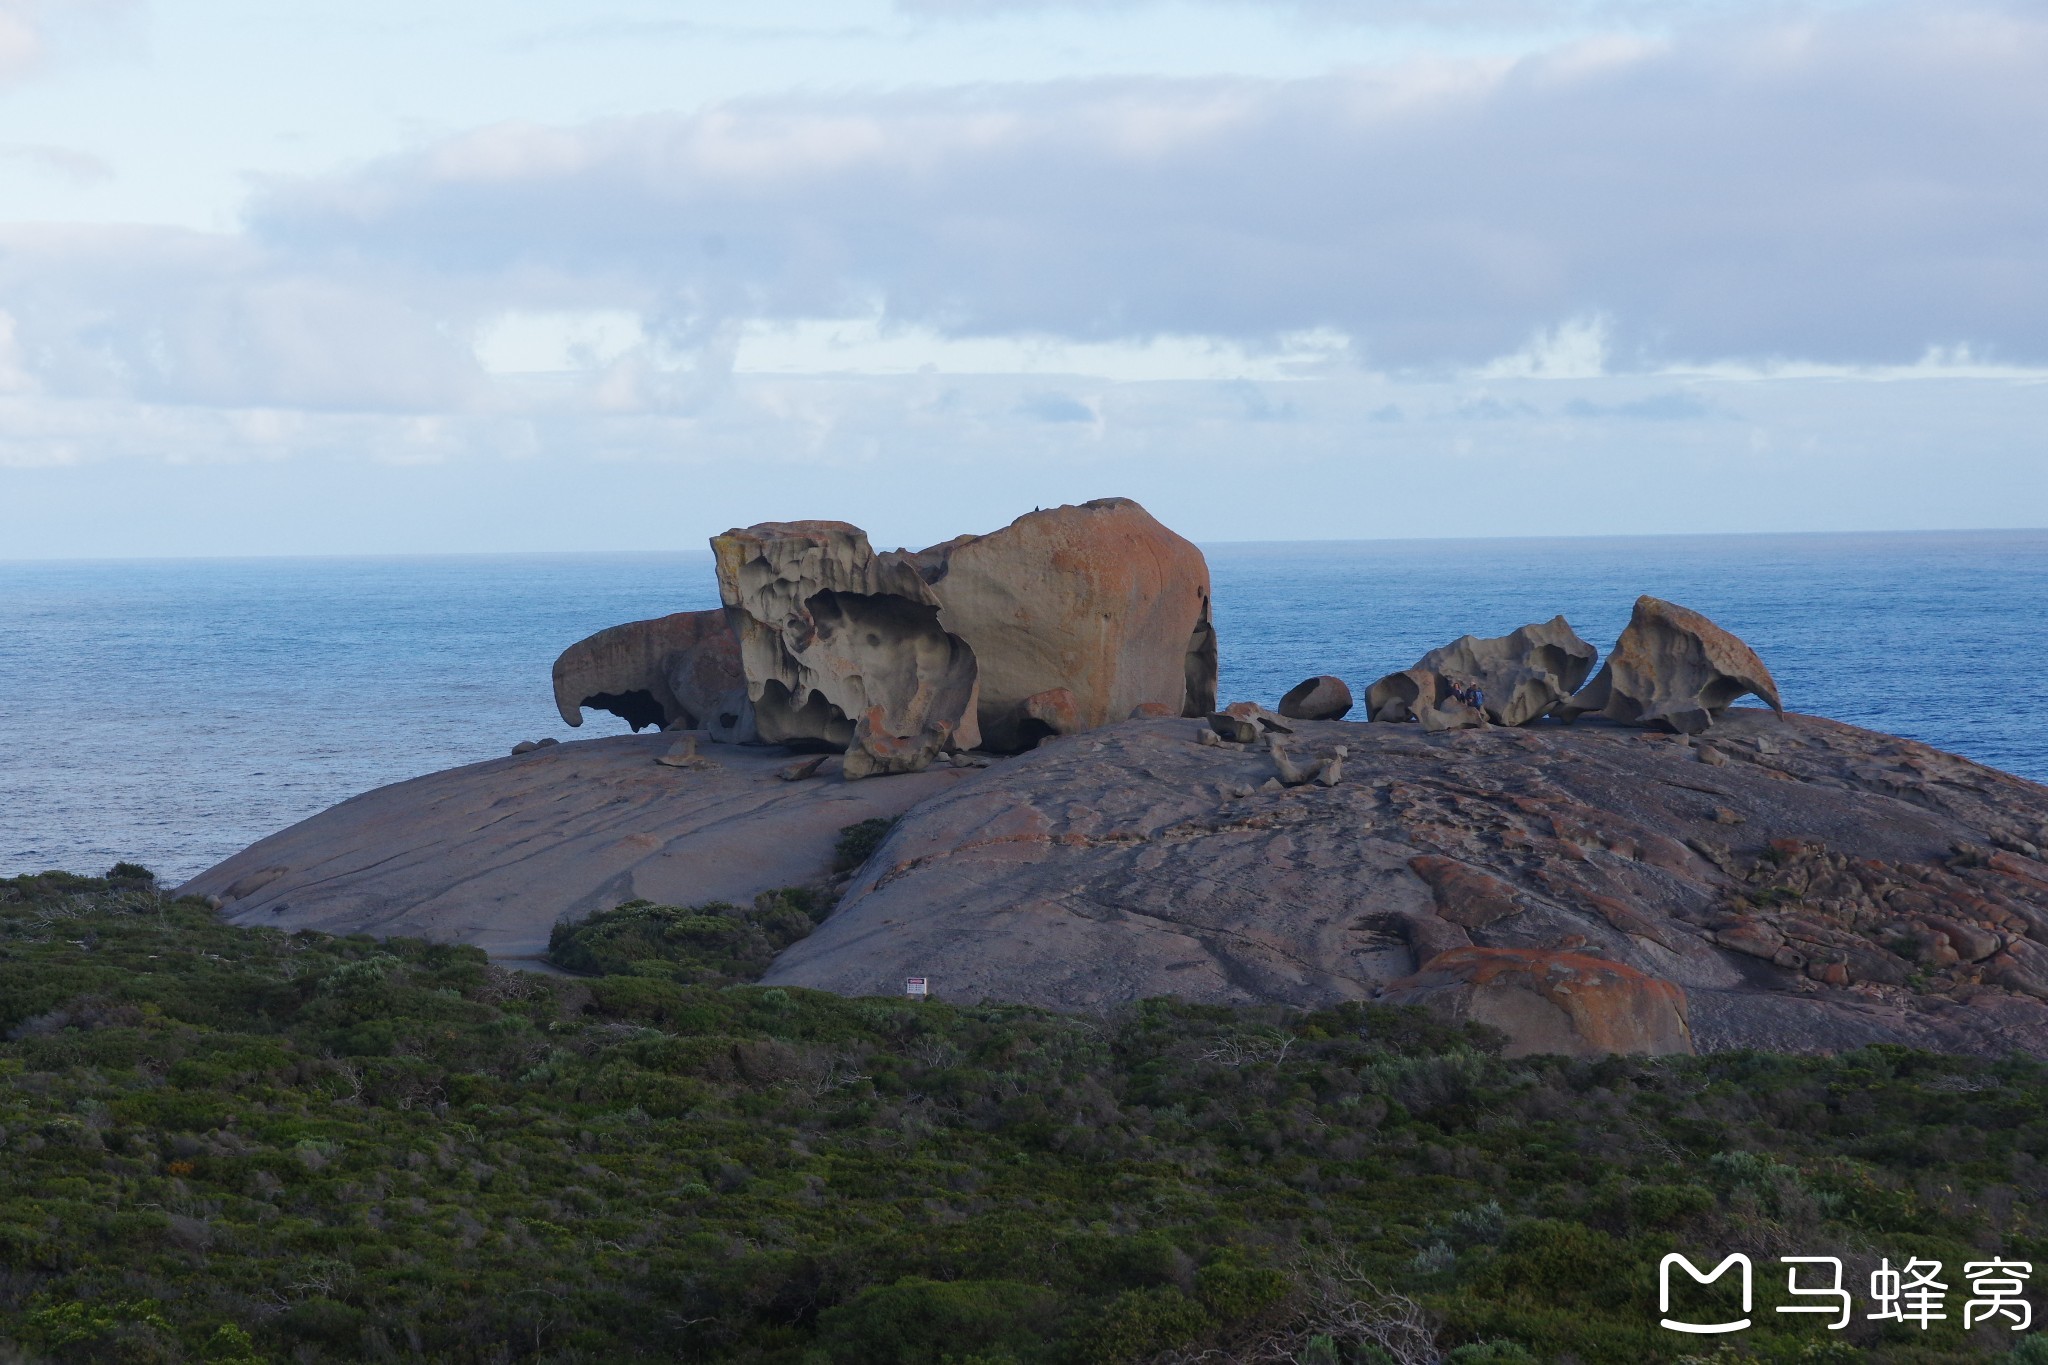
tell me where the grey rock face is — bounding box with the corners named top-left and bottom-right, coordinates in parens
top-left (763, 709), bottom-right (2048, 1059)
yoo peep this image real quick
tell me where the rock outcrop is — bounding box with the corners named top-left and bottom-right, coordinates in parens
top-left (711, 521), bottom-right (982, 778)
top-left (763, 708), bottom-right (2048, 1059)
top-left (1560, 595), bottom-right (1782, 735)
top-left (1368, 616), bottom-right (1598, 728)
top-left (552, 609), bottom-right (753, 740)
top-left (1280, 675), bottom-right (1354, 721)
top-left (706, 500), bottom-right (1215, 772)
top-left (911, 498), bottom-right (1217, 751)
top-left (178, 733), bottom-right (977, 963)
top-left (1380, 947), bottom-right (1695, 1057)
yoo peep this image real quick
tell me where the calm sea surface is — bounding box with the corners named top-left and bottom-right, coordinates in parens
top-left (4, 531), bottom-right (2046, 882)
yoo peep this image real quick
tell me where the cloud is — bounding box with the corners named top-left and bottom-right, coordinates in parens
top-left (231, 1), bottom-right (2048, 385)
top-left (0, 142), bottom-right (113, 183)
top-left (1016, 389), bottom-right (1097, 422)
top-left (0, 0), bottom-right (132, 86)
top-left (892, 0), bottom-right (1831, 25)
top-left (1565, 390), bottom-right (1717, 419)
top-left (0, 225), bottom-right (488, 411)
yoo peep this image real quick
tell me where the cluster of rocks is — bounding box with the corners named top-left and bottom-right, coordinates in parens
top-left (1257, 594), bottom-right (1784, 739)
top-left (553, 498), bottom-right (1216, 778)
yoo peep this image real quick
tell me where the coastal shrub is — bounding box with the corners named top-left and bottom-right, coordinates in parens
top-left (547, 886), bottom-right (827, 983)
top-left (1, 870), bottom-right (2043, 1363)
top-left (834, 816), bottom-right (898, 871)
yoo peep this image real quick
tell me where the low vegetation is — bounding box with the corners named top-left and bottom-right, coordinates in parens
top-left (4, 868), bottom-right (2048, 1362)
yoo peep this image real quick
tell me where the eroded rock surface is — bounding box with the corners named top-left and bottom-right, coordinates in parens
top-left (764, 708), bottom-right (2048, 1058)
top-left (1368, 616), bottom-right (1598, 728)
top-left (552, 609), bottom-right (752, 740)
top-left (179, 733), bottom-right (976, 963)
top-left (1561, 595), bottom-right (1782, 735)
top-left (711, 521), bottom-right (982, 776)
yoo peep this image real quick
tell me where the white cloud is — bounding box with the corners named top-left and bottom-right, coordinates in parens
top-left (231, 1), bottom-right (2048, 387)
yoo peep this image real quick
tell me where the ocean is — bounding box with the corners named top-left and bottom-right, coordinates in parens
top-left (4, 529), bottom-right (2046, 883)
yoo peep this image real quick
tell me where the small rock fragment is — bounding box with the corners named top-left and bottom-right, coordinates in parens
top-left (1316, 746), bottom-right (1347, 787)
top-left (1695, 743), bottom-right (1728, 766)
top-left (656, 736), bottom-right (716, 770)
top-left (1259, 777), bottom-right (1284, 792)
top-left (777, 755), bottom-right (828, 781)
top-left (1209, 701), bottom-right (1294, 744)
top-left (1196, 727), bottom-right (1222, 748)
top-left (1128, 701), bottom-right (1177, 720)
top-left (511, 741), bottom-right (539, 755)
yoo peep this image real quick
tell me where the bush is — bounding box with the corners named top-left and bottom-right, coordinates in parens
top-left (834, 817), bottom-right (898, 872)
top-left (812, 1278), bottom-right (1061, 1364)
top-left (548, 887), bottom-right (827, 983)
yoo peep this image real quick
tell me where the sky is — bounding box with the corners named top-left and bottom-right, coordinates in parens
top-left (1, 0), bottom-right (2044, 556)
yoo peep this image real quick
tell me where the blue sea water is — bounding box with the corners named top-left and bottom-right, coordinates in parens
top-left (3, 530), bottom-right (2046, 883)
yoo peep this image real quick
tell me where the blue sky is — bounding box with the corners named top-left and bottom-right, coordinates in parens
top-left (2, 0), bottom-right (2044, 555)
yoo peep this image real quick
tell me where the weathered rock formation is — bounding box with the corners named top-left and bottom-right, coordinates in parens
top-left (708, 499), bottom-right (1215, 773)
top-left (1368, 616), bottom-right (1598, 728)
top-left (1364, 670), bottom-right (1487, 733)
top-left (552, 609), bottom-right (754, 741)
top-left (763, 708), bottom-right (2048, 1059)
top-left (1280, 675), bottom-right (1354, 721)
top-left (711, 521), bottom-right (983, 778)
top-left (911, 498), bottom-right (1217, 750)
top-left (1560, 595), bottom-right (1782, 735)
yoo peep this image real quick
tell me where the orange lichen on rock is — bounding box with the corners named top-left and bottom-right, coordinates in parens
top-left (1381, 946), bottom-right (1695, 1057)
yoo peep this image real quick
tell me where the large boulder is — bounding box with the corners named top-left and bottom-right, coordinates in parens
top-left (711, 521), bottom-right (981, 779)
top-left (1367, 616), bottom-right (1598, 727)
top-left (1560, 595), bottom-right (1782, 735)
top-left (912, 498), bottom-right (1217, 751)
top-left (1280, 675), bottom-right (1354, 721)
top-left (1380, 947), bottom-right (1695, 1057)
top-left (552, 609), bottom-right (754, 741)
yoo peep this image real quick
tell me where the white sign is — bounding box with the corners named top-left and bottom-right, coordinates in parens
top-left (905, 977), bottom-right (929, 998)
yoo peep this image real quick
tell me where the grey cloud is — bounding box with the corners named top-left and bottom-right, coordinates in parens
top-left (1565, 391), bottom-right (1717, 420)
top-left (1016, 390), bottom-right (1095, 421)
top-left (243, 2), bottom-right (2048, 372)
top-left (0, 225), bottom-right (487, 410)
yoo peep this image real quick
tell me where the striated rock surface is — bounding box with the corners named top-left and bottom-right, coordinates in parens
top-left (1561, 595), bottom-right (1782, 735)
top-left (1381, 947), bottom-right (1694, 1057)
top-left (913, 498), bottom-right (1217, 751)
top-left (1368, 616), bottom-right (1598, 728)
top-left (763, 708), bottom-right (2048, 1058)
top-left (1280, 676), bottom-right (1354, 721)
top-left (179, 733), bottom-right (976, 963)
top-left (711, 521), bottom-right (982, 777)
top-left (552, 609), bottom-right (752, 739)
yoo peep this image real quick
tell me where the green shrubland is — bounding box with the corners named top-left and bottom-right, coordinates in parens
top-left (3, 868), bottom-right (2048, 1362)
